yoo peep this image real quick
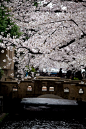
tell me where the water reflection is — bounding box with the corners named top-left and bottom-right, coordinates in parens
top-left (1, 115), bottom-right (86, 129)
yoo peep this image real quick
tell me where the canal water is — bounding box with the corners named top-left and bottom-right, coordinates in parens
top-left (1, 113), bottom-right (86, 129)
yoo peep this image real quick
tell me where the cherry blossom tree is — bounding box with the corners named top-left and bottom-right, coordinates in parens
top-left (0, 0), bottom-right (86, 82)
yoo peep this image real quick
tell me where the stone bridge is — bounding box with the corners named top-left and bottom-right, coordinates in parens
top-left (0, 77), bottom-right (86, 101)
top-left (0, 76), bottom-right (86, 113)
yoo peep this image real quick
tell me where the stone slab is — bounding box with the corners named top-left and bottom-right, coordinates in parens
top-left (21, 98), bottom-right (78, 106)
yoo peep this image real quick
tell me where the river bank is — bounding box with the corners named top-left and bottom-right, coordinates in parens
top-left (0, 113), bottom-right (9, 124)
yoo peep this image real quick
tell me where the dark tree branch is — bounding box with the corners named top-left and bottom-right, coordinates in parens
top-left (54, 10), bottom-right (62, 13)
top-left (83, 4), bottom-right (86, 7)
top-left (69, 19), bottom-right (86, 39)
top-left (43, 0), bottom-right (52, 7)
top-left (59, 39), bottom-right (75, 49)
top-left (49, 58), bottom-right (58, 61)
top-left (29, 29), bottom-right (38, 32)
top-left (69, 19), bottom-right (78, 26)
top-left (79, 31), bottom-right (86, 39)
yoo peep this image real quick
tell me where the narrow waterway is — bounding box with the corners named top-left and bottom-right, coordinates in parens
top-left (1, 113), bottom-right (86, 129)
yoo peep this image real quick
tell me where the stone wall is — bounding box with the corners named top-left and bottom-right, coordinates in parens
top-left (34, 80), bottom-right (64, 98)
top-left (0, 79), bottom-right (86, 101)
top-left (63, 82), bottom-right (86, 100)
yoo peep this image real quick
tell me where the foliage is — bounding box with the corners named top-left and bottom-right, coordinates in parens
top-left (33, 1), bottom-right (39, 7)
top-left (74, 77), bottom-right (79, 80)
top-left (0, 68), bottom-right (4, 79)
top-left (9, 24), bottom-right (23, 38)
top-left (26, 66), bottom-right (36, 72)
top-left (26, 66), bottom-right (37, 77)
top-left (0, 5), bottom-right (22, 39)
top-left (31, 66), bottom-right (37, 72)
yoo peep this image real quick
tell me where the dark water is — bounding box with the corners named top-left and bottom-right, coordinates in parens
top-left (1, 113), bottom-right (86, 129)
